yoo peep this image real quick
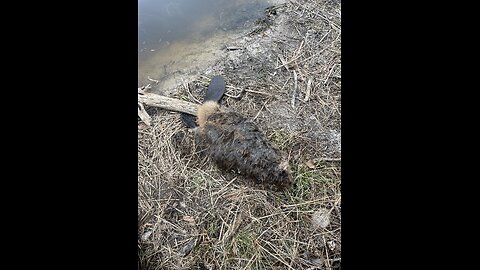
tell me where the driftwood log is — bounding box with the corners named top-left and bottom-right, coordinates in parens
top-left (138, 93), bottom-right (199, 115)
top-left (138, 91), bottom-right (201, 127)
top-left (137, 75), bottom-right (225, 125)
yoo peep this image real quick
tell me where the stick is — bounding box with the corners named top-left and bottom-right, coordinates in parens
top-left (291, 70), bottom-right (298, 108)
top-left (317, 157), bottom-right (341, 162)
top-left (147, 76), bottom-right (159, 83)
top-left (304, 77), bottom-right (313, 102)
top-left (137, 102), bottom-right (152, 126)
top-left (278, 54), bottom-right (290, 71)
top-left (138, 93), bottom-right (199, 115)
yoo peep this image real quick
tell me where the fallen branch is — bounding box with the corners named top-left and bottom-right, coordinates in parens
top-left (291, 70), bottom-right (298, 108)
top-left (304, 77), bottom-right (313, 102)
top-left (147, 76), bottom-right (159, 83)
top-left (138, 84), bottom-right (151, 94)
top-left (224, 44), bottom-right (243, 51)
top-left (317, 157), bottom-right (341, 162)
top-left (138, 92), bottom-right (199, 116)
top-left (137, 102), bottom-right (152, 126)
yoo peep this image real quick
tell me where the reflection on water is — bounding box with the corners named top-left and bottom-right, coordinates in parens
top-left (138, 0), bottom-right (273, 88)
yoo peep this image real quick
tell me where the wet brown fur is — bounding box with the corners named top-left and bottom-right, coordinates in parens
top-left (197, 101), bottom-right (220, 128)
top-left (195, 102), bottom-right (293, 190)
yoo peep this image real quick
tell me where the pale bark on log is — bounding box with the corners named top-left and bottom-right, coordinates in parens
top-left (138, 93), bottom-right (199, 116)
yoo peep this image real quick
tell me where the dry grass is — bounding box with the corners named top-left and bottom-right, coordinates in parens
top-left (138, 0), bottom-right (341, 269)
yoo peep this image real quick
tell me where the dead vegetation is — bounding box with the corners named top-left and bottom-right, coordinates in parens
top-left (138, 0), bottom-right (341, 269)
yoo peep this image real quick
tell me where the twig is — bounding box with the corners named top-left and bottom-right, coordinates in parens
top-left (240, 253), bottom-right (257, 270)
top-left (138, 102), bottom-right (152, 126)
top-left (253, 98), bottom-right (271, 121)
top-left (275, 37), bottom-right (307, 70)
top-left (212, 177), bottom-right (238, 197)
top-left (224, 92), bottom-right (243, 99)
top-left (319, 29), bottom-right (332, 44)
top-left (225, 85), bottom-right (244, 99)
top-left (323, 235), bottom-right (332, 270)
top-left (278, 54), bottom-right (290, 71)
top-left (224, 43), bottom-right (243, 51)
top-left (138, 84), bottom-right (151, 94)
top-left (324, 64), bottom-right (337, 84)
top-left (184, 81), bottom-right (202, 104)
top-left (277, 77), bottom-right (291, 93)
top-left (295, 46), bottom-right (328, 66)
top-left (225, 85), bottom-right (274, 98)
top-left (316, 157), bottom-right (341, 162)
top-left (257, 242), bottom-right (296, 270)
top-left (276, 51), bottom-right (304, 70)
top-left (281, 198), bottom-right (325, 208)
top-left (147, 76), bottom-right (159, 83)
top-left (245, 88), bottom-right (274, 97)
top-left (291, 70), bottom-right (298, 108)
top-left (295, 40), bottom-right (305, 57)
top-left (304, 77), bottom-right (313, 101)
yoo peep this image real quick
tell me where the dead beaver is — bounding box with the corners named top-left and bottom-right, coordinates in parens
top-left (181, 76), bottom-right (293, 190)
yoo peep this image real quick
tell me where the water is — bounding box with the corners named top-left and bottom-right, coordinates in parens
top-left (138, 0), bottom-right (276, 90)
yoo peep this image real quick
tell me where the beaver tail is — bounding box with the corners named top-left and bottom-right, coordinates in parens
top-left (203, 75), bottom-right (226, 104)
top-left (181, 75), bottom-right (225, 128)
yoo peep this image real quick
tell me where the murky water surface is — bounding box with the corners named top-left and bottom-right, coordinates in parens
top-left (138, 0), bottom-right (274, 89)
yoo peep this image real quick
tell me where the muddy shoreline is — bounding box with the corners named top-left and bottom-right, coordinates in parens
top-left (138, 0), bottom-right (288, 93)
